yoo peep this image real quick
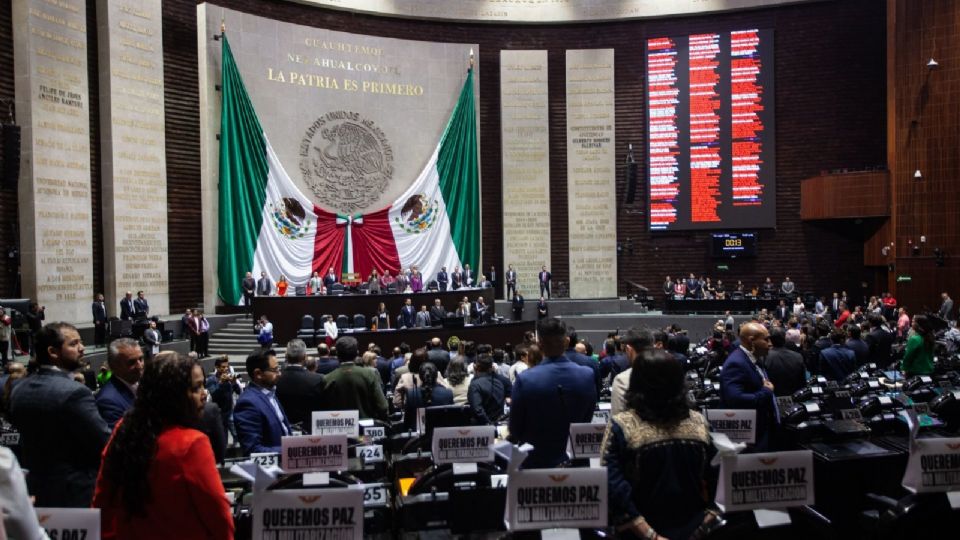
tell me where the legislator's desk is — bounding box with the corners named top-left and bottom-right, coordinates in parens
top-left (663, 297), bottom-right (779, 315)
top-left (253, 287), bottom-right (495, 343)
top-left (334, 320), bottom-right (535, 352)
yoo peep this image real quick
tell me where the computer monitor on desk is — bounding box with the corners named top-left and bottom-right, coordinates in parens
top-left (424, 404), bottom-right (472, 442)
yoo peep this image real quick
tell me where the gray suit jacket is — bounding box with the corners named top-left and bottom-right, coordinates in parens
top-left (940, 298), bottom-right (954, 320)
top-left (9, 367), bottom-right (111, 507)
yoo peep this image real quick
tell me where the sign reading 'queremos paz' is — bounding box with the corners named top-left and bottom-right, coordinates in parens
top-left (431, 426), bottom-right (496, 464)
top-left (902, 437), bottom-right (960, 493)
top-left (253, 487), bottom-right (364, 540)
top-left (506, 467), bottom-right (607, 531)
top-left (281, 434), bottom-right (349, 472)
top-left (716, 450), bottom-right (814, 511)
top-left (313, 410), bottom-right (360, 437)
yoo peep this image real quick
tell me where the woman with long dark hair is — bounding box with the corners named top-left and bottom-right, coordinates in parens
top-left (93, 354), bottom-right (234, 539)
top-left (445, 357), bottom-right (472, 405)
top-left (402, 362), bottom-right (454, 430)
top-left (902, 314), bottom-right (935, 376)
top-left (601, 349), bottom-right (717, 540)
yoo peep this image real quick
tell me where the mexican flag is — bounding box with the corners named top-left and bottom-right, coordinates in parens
top-left (217, 35), bottom-right (479, 305)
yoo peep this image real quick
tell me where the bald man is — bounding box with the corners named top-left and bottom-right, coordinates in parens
top-left (719, 322), bottom-right (778, 451)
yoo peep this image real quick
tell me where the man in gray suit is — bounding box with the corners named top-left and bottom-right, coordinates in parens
top-left (939, 292), bottom-right (954, 321)
top-left (415, 305), bottom-right (431, 328)
top-left (9, 322), bottom-right (111, 507)
top-left (257, 271), bottom-right (273, 296)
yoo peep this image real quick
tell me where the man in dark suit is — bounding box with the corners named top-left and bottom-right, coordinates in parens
top-left (257, 271), bottom-right (273, 296)
top-left (95, 337), bottom-right (144, 429)
top-left (775, 300), bottom-right (790, 322)
top-left (314, 344), bottom-right (340, 375)
top-left (463, 264), bottom-right (475, 287)
top-left (234, 348), bottom-right (292, 454)
top-left (682, 273), bottom-right (698, 299)
top-left (488, 266), bottom-right (497, 297)
top-left (437, 266), bottom-right (449, 291)
top-left (9, 322), bottom-right (111, 507)
top-left (512, 290), bottom-right (525, 321)
top-left (845, 325), bottom-right (870, 366)
top-left (539, 265), bottom-right (552, 299)
top-left (451, 266), bottom-right (462, 290)
top-left (939, 292), bottom-right (954, 321)
top-left (758, 327), bottom-right (806, 397)
top-left (374, 350), bottom-right (393, 391)
top-left (509, 318), bottom-right (596, 468)
top-left (242, 271), bottom-right (257, 316)
top-left (537, 296), bottom-right (548, 319)
top-left (319, 336), bottom-right (388, 420)
top-left (565, 327), bottom-right (602, 399)
top-left (719, 322), bottom-right (777, 451)
top-left (400, 298), bottom-right (416, 328)
top-left (506, 264), bottom-right (518, 300)
top-left (276, 339), bottom-right (326, 430)
top-left (323, 267), bottom-right (338, 292)
top-left (599, 338), bottom-right (629, 382)
top-left (133, 290), bottom-right (150, 319)
top-left (92, 293), bottom-right (107, 346)
top-left (427, 337), bottom-right (450, 375)
top-left (830, 292), bottom-right (841, 318)
top-left (429, 299), bottom-right (447, 326)
top-left (119, 291), bottom-right (135, 321)
top-left (819, 328), bottom-right (857, 381)
top-left (864, 314), bottom-right (896, 366)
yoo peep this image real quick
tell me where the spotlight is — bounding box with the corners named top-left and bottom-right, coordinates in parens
top-left (914, 169), bottom-right (923, 179)
top-left (928, 58), bottom-right (939, 68)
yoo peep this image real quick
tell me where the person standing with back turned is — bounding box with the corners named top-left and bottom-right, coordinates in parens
top-left (509, 318), bottom-right (596, 468)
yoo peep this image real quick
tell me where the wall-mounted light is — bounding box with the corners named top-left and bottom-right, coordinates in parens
top-left (927, 58), bottom-right (939, 68)
top-left (914, 169), bottom-right (923, 179)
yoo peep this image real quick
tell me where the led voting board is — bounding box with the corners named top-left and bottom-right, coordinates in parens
top-left (647, 29), bottom-right (775, 231)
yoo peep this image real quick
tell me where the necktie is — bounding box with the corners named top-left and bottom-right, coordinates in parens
top-left (756, 364), bottom-right (781, 424)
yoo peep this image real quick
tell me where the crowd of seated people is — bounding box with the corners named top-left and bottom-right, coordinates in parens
top-left (0, 287), bottom-right (953, 537)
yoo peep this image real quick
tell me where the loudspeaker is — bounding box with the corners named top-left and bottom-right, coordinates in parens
top-left (624, 144), bottom-right (638, 205)
top-left (2, 124), bottom-right (20, 187)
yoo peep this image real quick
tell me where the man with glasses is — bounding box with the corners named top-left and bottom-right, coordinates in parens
top-left (234, 348), bottom-right (291, 454)
top-left (95, 337), bottom-right (144, 429)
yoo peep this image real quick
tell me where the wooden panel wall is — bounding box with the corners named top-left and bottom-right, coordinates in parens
top-left (0, 0), bottom-right (887, 312)
top-left (889, 0), bottom-right (960, 313)
top-left (800, 171), bottom-right (890, 220)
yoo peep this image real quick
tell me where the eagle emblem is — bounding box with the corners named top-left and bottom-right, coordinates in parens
top-left (270, 197), bottom-right (311, 240)
top-left (299, 112), bottom-right (393, 214)
top-left (395, 194), bottom-right (438, 234)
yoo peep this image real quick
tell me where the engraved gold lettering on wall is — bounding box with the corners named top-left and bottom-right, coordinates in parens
top-left (97, 0), bottom-right (169, 315)
top-left (14, 0), bottom-right (94, 321)
top-left (204, 8), bottom-right (477, 217)
top-left (501, 50), bottom-right (550, 298)
top-left (566, 49), bottom-right (616, 298)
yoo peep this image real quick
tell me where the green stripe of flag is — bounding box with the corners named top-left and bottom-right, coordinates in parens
top-left (436, 69), bottom-right (480, 272)
top-left (217, 35), bottom-right (269, 305)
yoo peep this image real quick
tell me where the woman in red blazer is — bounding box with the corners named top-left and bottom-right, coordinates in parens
top-left (93, 353), bottom-right (234, 539)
